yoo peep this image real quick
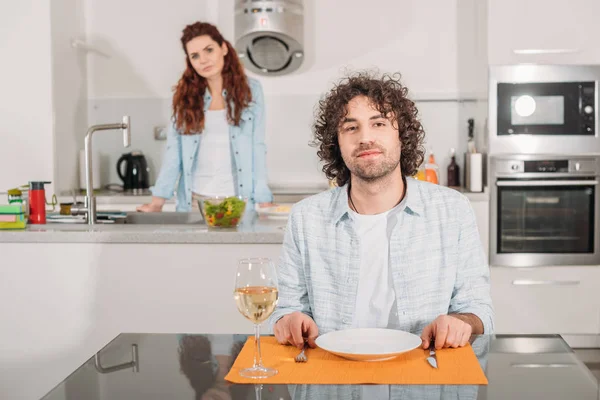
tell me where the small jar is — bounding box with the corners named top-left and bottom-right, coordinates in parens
top-left (7, 188), bottom-right (23, 204)
top-left (59, 203), bottom-right (73, 215)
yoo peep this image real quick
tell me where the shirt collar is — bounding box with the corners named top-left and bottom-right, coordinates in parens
top-left (403, 177), bottom-right (424, 216)
top-left (331, 184), bottom-right (351, 224)
top-left (330, 175), bottom-right (423, 224)
top-left (203, 89), bottom-right (228, 103)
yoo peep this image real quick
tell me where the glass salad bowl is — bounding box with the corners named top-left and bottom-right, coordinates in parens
top-left (197, 196), bottom-right (247, 228)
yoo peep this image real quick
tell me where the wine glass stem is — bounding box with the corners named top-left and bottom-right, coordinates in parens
top-left (254, 323), bottom-right (264, 368)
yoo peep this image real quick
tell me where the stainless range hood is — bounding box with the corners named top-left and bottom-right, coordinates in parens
top-left (234, 0), bottom-right (304, 76)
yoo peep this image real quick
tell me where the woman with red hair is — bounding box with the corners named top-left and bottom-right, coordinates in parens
top-left (138, 22), bottom-right (273, 212)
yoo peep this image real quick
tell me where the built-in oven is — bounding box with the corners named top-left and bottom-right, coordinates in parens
top-left (489, 65), bottom-right (600, 154)
top-left (490, 155), bottom-right (600, 267)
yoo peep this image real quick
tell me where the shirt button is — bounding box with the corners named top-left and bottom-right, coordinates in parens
top-left (238, 169), bottom-right (242, 172)
top-left (235, 151), bottom-right (239, 155)
top-left (240, 184), bottom-right (243, 187)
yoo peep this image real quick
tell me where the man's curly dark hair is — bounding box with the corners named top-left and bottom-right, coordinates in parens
top-left (313, 71), bottom-right (426, 186)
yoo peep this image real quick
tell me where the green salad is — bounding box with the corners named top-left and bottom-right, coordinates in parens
top-left (202, 196), bottom-right (246, 227)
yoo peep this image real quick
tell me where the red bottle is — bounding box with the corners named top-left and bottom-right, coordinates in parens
top-left (29, 181), bottom-right (51, 224)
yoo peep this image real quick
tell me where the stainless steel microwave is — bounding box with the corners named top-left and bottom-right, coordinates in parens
top-left (489, 65), bottom-right (600, 154)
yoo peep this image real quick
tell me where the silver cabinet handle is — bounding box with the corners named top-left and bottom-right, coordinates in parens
top-left (497, 180), bottom-right (598, 187)
top-left (512, 280), bottom-right (581, 286)
top-left (511, 363), bottom-right (576, 368)
top-left (95, 344), bottom-right (139, 374)
top-left (513, 48), bottom-right (580, 55)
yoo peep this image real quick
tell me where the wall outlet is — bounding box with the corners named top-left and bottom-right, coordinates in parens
top-left (154, 126), bottom-right (167, 141)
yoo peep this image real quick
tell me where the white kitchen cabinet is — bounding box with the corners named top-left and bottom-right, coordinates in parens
top-left (491, 266), bottom-right (600, 335)
top-left (0, 242), bottom-right (283, 399)
top-left (470, 199), bottom-right (490, 257)
top-left (488, 0), bottom-right (600, 65)
top-left (484, 352), bottom-right (598, 400)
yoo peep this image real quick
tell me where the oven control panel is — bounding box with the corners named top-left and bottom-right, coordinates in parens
top-left (495, 159), bottom-right (598, 174)
top-left (524, 160), bottom-right (568, 173)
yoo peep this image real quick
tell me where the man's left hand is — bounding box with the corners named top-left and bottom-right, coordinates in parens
top-left (421, 315), bottom-right (472, 349)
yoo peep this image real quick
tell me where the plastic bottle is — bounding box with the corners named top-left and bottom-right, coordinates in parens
top-left (425, 149), bottom-right (439, 184)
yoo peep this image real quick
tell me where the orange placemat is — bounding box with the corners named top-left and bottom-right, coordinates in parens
top-left (225, 337), bottom-right (488, 385)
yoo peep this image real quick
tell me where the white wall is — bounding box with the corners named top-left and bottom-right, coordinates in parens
top-left (81, 0), bottom-right (482, 191)
top-left (85, 0), bottom-right (460, 99)
top-left (83, 0), bottom-right (210, 99)
top-left (457, 0), bottom-right (489, 159)
top-left (0, 1), bottom-right (55, 193)
top-left (51, 0), bottom-right (88, 192)
top-left (457, 0), bottom-right (488, 100)
top-left (0, 0), bottom-right (487, 196)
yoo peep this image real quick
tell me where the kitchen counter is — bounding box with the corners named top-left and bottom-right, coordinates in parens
top-left (57, 184), bottom-right (331, 206)
top-left (0, 212), bottom-right (287, 244)
top-left (58, 184), bottom-right (489, 206)
top-left (2, 185), bottom-right (490, 245)
top-left (58, 189), bottom-right (172, 206)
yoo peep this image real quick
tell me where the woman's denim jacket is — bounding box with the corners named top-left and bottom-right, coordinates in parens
top-left (151, 78), bottom-right (273, 211)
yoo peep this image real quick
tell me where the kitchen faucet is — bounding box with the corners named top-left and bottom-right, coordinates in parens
top-left (82, 116), bottom-right (131, 225)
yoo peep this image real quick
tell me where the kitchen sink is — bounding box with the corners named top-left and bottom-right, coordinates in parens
top-left (114, 212), bottom-right (205, 225)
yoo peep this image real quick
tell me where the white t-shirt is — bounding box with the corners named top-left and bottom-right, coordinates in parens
top-left (350, 202), bottom-right (402, 330)
top-left (350, 201), bottom-right (403, 400)
top-left (192, 109), bottom-right (236, 197)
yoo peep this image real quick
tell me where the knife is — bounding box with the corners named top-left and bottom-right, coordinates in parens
top-left (427, 339), bottom-right (438, 369)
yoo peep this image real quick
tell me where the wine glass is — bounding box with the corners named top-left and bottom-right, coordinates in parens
top-left (233, 258), bottom-right (279, 378)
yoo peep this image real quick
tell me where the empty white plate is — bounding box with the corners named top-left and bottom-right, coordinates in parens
top-left (316, 328), bottom-right (423, 362)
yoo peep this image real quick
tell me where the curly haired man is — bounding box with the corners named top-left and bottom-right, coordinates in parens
top-left (269, 72), bottom-right (493, 354)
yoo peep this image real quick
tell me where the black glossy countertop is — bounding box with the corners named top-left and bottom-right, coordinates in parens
top-left (41, 333), bottom-right (599, 400)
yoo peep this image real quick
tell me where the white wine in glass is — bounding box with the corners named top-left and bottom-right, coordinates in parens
top-left (233, 258), bottom-right (279, 378)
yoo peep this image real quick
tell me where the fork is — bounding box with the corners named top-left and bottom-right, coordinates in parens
top-left (294, 342), bottom-right (308, 363)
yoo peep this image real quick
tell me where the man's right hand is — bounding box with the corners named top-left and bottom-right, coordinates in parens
top-left (273, 311), bottom-right (319, 349)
